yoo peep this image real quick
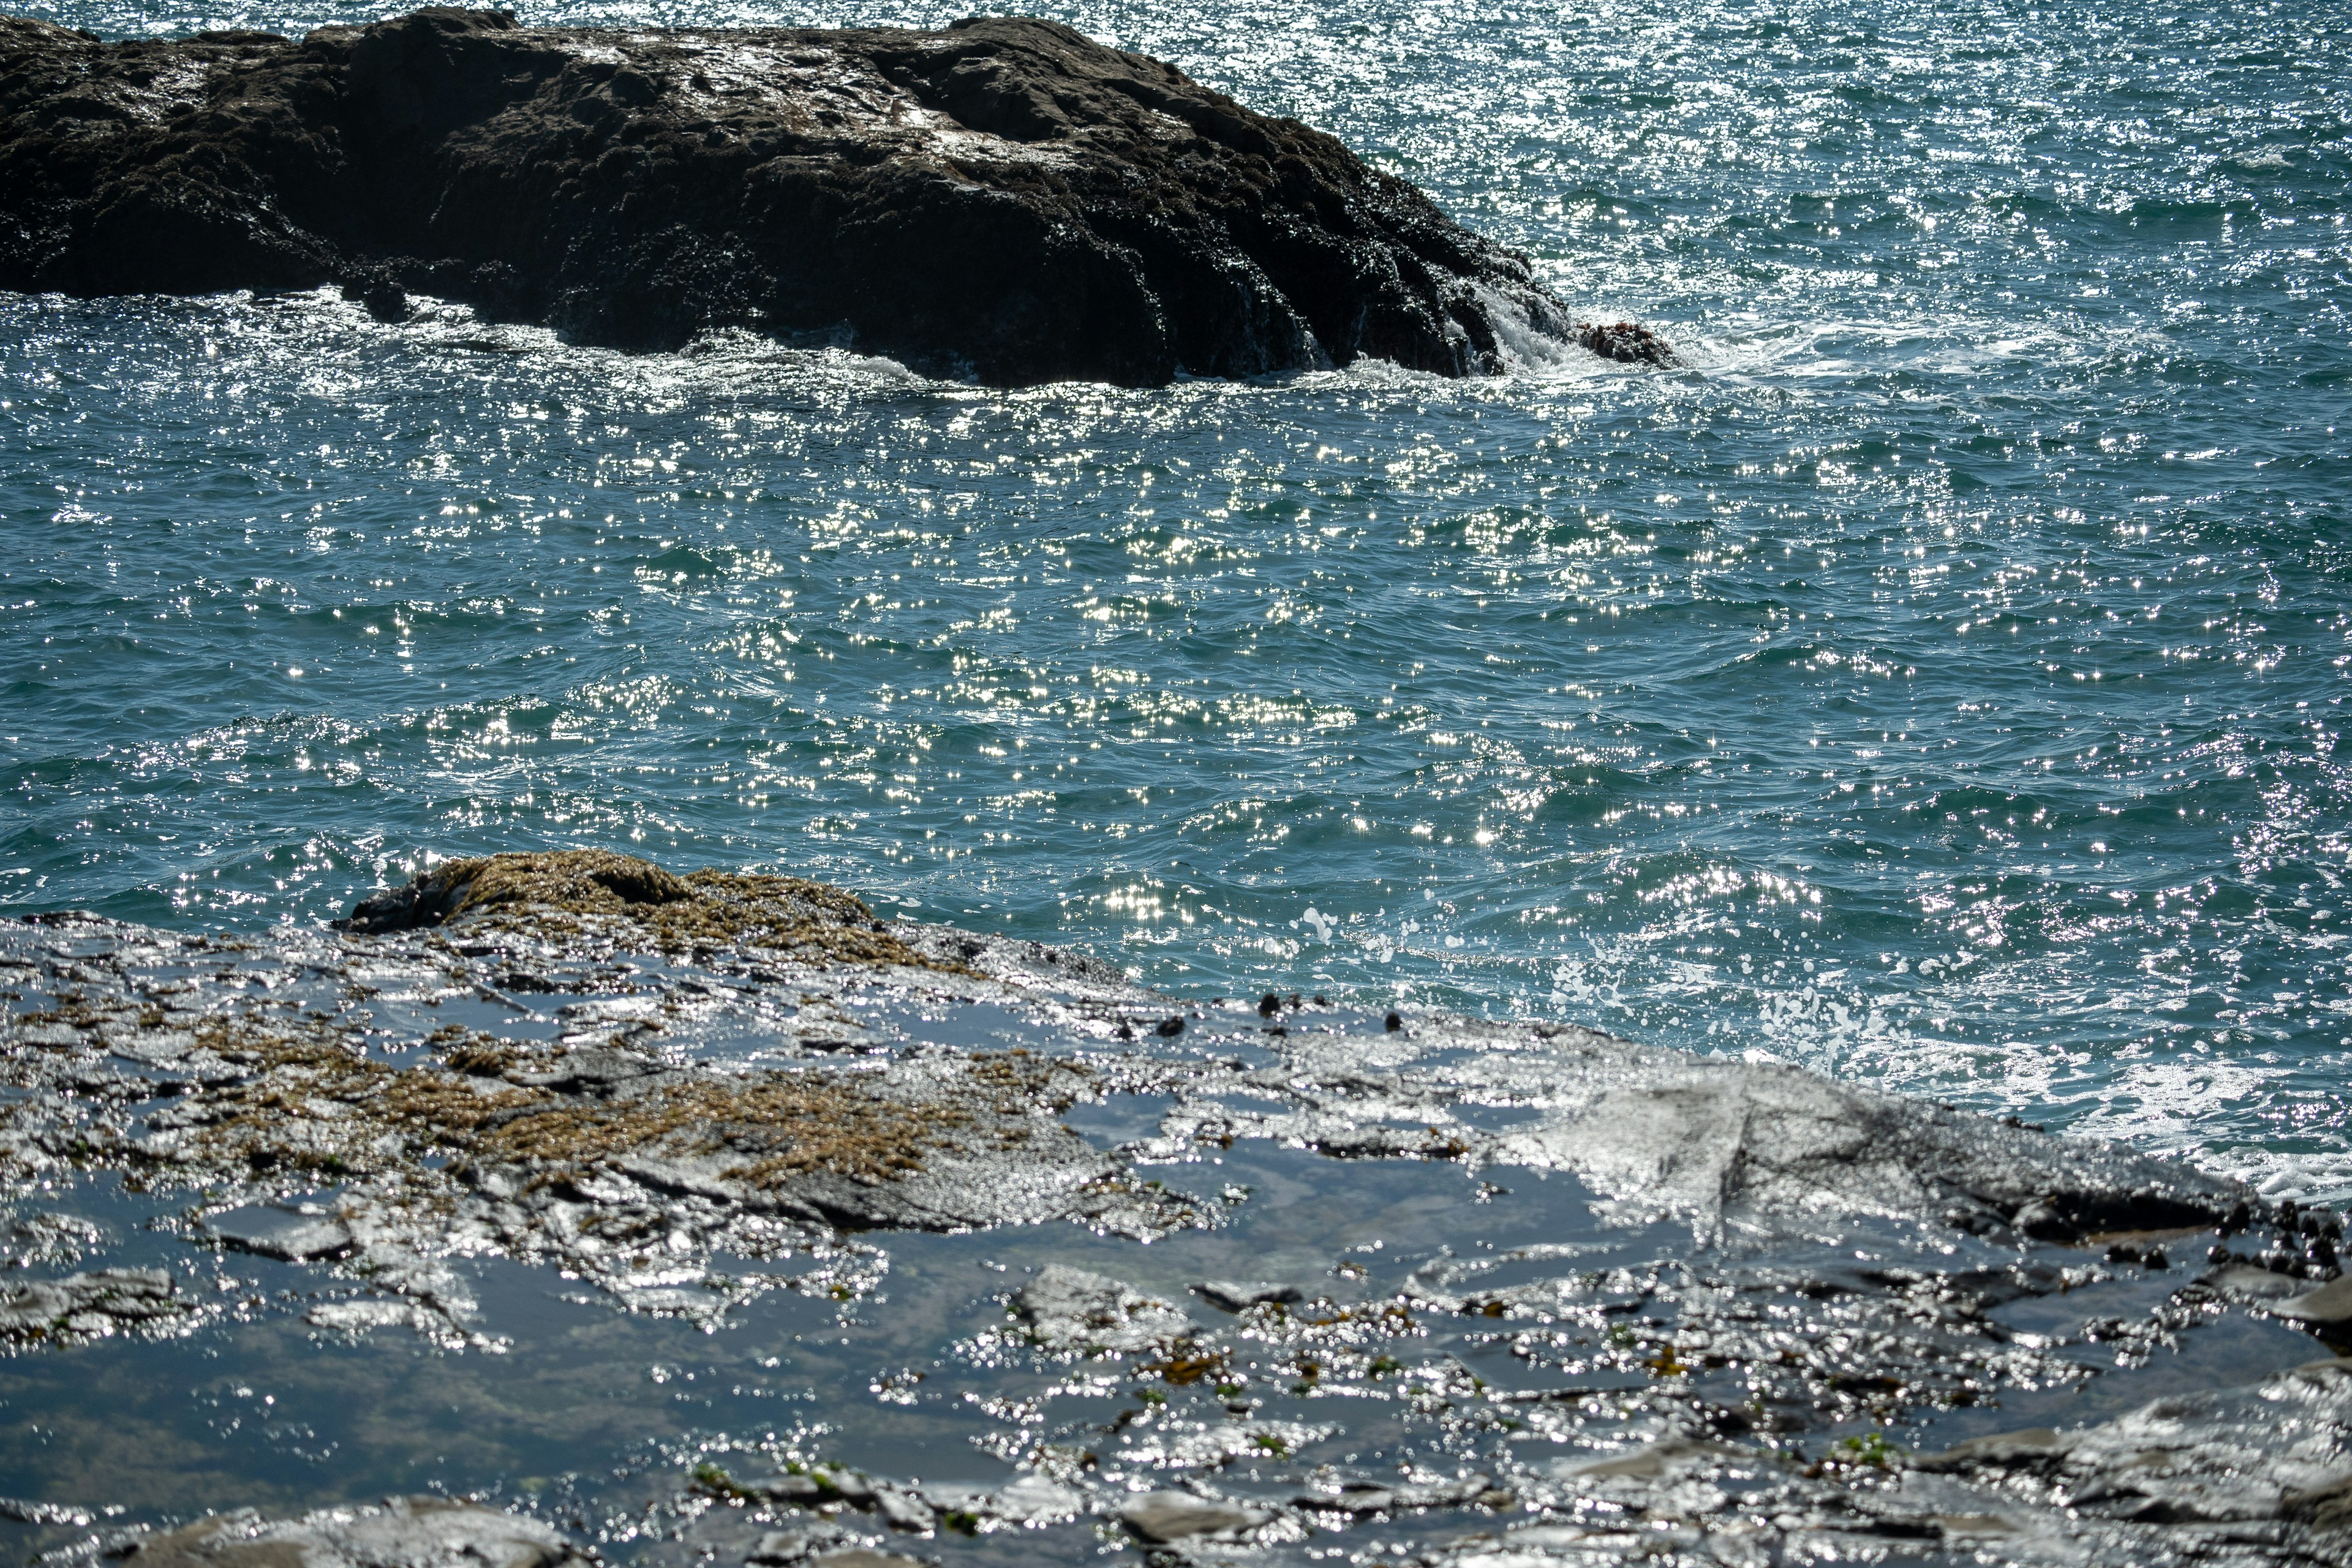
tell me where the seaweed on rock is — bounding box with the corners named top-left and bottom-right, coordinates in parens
top-left (0, 851), bottom-right (2345, 1566)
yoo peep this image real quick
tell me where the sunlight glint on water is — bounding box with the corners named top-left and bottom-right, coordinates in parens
top-left (1, 0), bottom-right (2348, 1193)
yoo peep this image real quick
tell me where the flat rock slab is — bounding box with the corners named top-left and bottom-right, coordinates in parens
top-left (121, 1497), bottom-right (585, 1568)
top-left (0, 848), bottom-right (2344, 1568)
top-left (0, 9), bottom-right (1675, 385)
top-left (1117, 1490), bottom-right (1273, 1542)
top-left (203, 1207), bottom-right (354, 1262)
top-left (0, 1267), bottom-right (184, 1344)
top-left (1192, 1278), bottom-right (1303, 1312)
top-left (1016, 1263), bottom-right (1195, 1354)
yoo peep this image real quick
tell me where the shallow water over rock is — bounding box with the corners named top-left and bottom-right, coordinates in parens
top-left (0, 861), bottom-right (2346, 1566)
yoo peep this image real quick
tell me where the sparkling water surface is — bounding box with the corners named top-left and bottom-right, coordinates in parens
top-left (3, 0), bottom-right (2348, 1191)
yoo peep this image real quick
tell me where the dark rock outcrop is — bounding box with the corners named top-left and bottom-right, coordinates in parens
top-left (4, 853), bottom-right (2348, 1567)
top-left (0, 8), bottom-right (1675, 383)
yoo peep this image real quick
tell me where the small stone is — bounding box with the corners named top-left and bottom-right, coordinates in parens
top-left (205, 1207), bottom-right (353, 1262)
top-left (2272, 1273), bottom-right (2352, 1325)
top-left (121, 1496), bottom-right (581, 1568)
top-left (1191, 1280), bottom-right (1302, 1313)
top-left (1014, 1265), bottom-right (1192, 1354)
top-left (756, 1472), bottom-right (833, 1504)
top-left (871, 1489), bottom-right (931, 1531)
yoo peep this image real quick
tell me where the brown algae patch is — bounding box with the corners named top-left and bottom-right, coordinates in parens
top-left (337, 850), bottom-right (973, 972)
top-left (141, 1017), bottom-right (540, 1182)
top-left (477, 1074), bottom-right (971, 1188)
top-left (147, 1022), bottom-right (982, 1195)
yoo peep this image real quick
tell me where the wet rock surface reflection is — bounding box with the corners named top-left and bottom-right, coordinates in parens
top-left (0, 855), bottom-right (2345, 1565)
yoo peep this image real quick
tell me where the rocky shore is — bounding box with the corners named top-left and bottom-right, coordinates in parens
top-left (0, 9), bottom-right (1674, 384)
top-left (1, 850), bottom-right (2348, 1567)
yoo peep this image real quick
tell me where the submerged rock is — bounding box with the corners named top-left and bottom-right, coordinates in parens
top-left (203, 1205), bottom-right (355, 1262)
top-left (0, 8), bottom-right (1675, 385)
top-left (120, 1497), bottom-right (586, 1568)
top-left (1117, 1490), bottom-right (1272, 1543)
top-left (1193, 1278), bottom-right (1303, 1312)
top-left (1406, 1358), bottom-right (2352, 1564)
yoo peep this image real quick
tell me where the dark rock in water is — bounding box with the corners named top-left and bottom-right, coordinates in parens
top-left (1572, 319), bottom-right (1678, 367)
top-left (1117, 1491), bottom-right (1272, 1544)
top-left (203, 1205), bottom-right (354, 1261)
top-left (0, 1266), bottom-right (183, 1343)
top-left (4, 853), bottom-right (2336, 1567)
top-left (1191, 1278), bottom-right (1303, 1311)
top-left (0, 8), bottom-right (1673, 385)
top-left (1014, 1263), bottom-right (1194, 1353)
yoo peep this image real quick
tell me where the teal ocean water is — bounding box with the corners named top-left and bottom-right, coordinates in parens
top-left (3, 0), bottom-right (2348, 1192)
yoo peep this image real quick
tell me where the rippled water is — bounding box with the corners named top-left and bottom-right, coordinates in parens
top-left (4, 0), bottom-right (2348, 1191)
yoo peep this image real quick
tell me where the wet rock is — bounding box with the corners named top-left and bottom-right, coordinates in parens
top-left (1015, 1264), bottom-right (1193, 1354)
top-left (1509, 1069), bottom-right (2236, 1240)
top-left (872, 1490), bottom-right (933, 1532)
top-left (1569, 1439), bottom-right (1751, 1480)
top-left (203, 1205), bottom-right (354, 1261)
top-left (742, 1535), bottom-right (925, 1568)
top-left (0, 1267), bottom-right (182, 1342)
top-left (1117, 1490), bottom-right (1271, 1543)
top-left (1909, 1359), bottom-right (2352, 1536)
top-left (1403, 1360), bottom-right (2352, 1564)
top-left (2273, 1273), bottom-right (2352, 1324)
top-left (1570, 321), bottom-right (1679, 368)
top-left (2204, 1263), bottom-right (2313, 1304)
top-left (1191, 1279), bottom-right (1303, 1312)
top-left (118, 1496), bottom-right (586, 1568)
top-left (304, 1298), bottom-right (415, 1333)
top-left (335, 851), bottom-right (947, 972)
top-left (0, 854), bottom-right (2330, 1567)
top-left (1, 1209), bottom-right (105, 1268)
top-left (0, 10), bottom-right (1672, 386)
top-left (1183, 1022), bottom-right (2249, 1242)
top-left (1294, 1472), bottom-right (1491, 1514)
top-left (980, 1474), bottom-right (1084, 1524)
top-left (0, 1497), bottom-right (93, 1525)
top-left (503, 1046), bottom-right (666, 1095)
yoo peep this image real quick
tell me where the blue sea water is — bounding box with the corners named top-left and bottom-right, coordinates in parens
top-left (2, 0), bottom-right (2348, 1194)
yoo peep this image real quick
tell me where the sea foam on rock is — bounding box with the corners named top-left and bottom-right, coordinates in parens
top-left (0, 8), bottom-right (1675, 385)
